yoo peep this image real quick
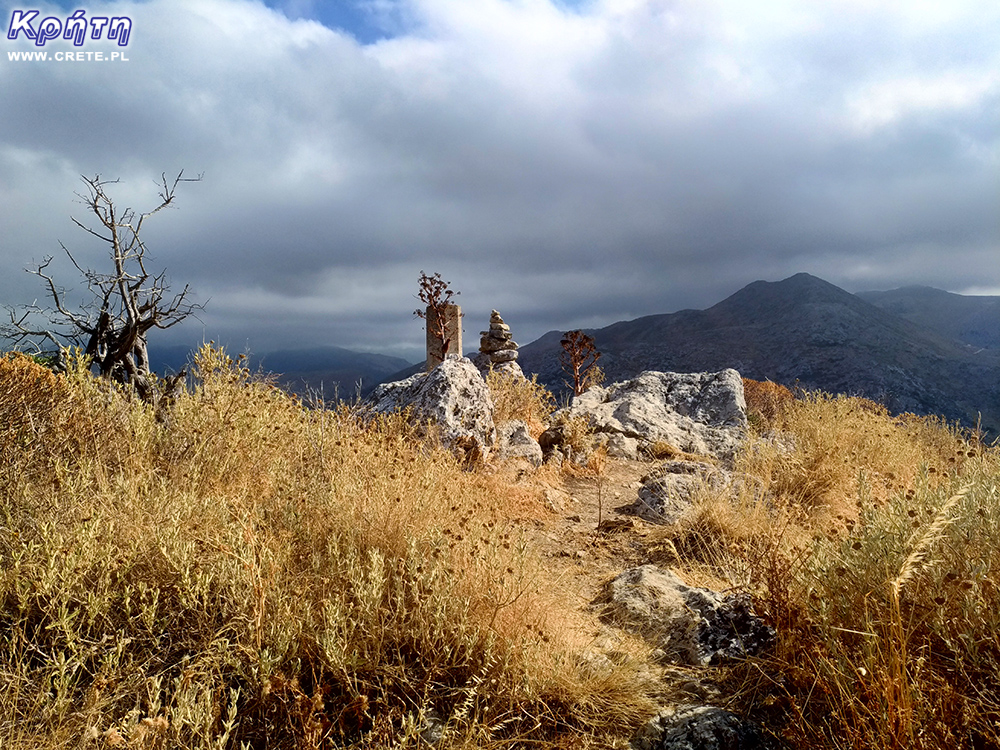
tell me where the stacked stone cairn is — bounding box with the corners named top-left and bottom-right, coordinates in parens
top-left (473, 310), bottom-right (524, 378)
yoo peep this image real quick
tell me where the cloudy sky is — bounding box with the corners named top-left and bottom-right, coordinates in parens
top-left (2, 0), bottom-right (997, 362)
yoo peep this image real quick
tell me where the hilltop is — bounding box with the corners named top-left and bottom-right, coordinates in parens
top-left (518, 273), bottom-right (1000, 433)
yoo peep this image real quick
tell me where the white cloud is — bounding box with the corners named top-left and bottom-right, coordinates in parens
top-left (848, 71), bottom-right (1000, 133)
top-left (1, 0), bottom-right (998, 355)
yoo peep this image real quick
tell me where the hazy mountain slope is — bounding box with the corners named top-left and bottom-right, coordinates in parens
top-left (518, 273), bottom-right (1000, 433)
top-left (858, 286), bottom-right (1000, 350)
top-left (149, 343), bottom-right (413, 399)
top-left (255, 346), bottom-right (414, 399)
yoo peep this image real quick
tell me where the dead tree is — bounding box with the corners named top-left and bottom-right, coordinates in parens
top-left (560, 330), bottom-right (601, 396)
top-left (3, 171), bottom-right (203, 402)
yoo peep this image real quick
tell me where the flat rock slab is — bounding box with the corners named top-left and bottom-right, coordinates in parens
top-left (495, 419), bottom-right (543, 467)
top-left (633, 705), bottom-right (778, 750)
top-left (628, 461), bottom-right (732, 525)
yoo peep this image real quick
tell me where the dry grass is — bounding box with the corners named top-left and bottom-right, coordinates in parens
top-left (743, 377), bottom-right (795, 429)
top-left (0, 348), bottom-right (654, 749)
top-left (646, 388), bottom-right (1000, 749)
top-left (485, 369), bottom-right (556, 439)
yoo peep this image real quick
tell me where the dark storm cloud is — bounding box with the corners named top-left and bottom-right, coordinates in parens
top-left (1, 0), bottom-right (997, 359)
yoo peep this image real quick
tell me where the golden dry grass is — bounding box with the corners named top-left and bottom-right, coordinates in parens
top-left (485, 369), bottom-right (556, 439)
top-left (7, 349), bottom-right (1000, 749)
top-left (0, 348), bottom-right (654, 749)
top-left (646, 388), bottom-right (1000, 749)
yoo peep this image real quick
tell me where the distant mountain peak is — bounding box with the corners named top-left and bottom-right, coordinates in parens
top-left (707, 272), bottom-right (872, 322)
top-left (517, 272), bottom-right (1000, 434)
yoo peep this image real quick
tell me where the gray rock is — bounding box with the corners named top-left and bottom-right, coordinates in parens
top-left (495, 420), bottom-right (543, 467)
top-left (419, 709), bottom-right (446, 745)
top-left (490, 348), bottom-right (519, 363)
top-left (493, 360), bottom-right (524, 378)
top-left (633, 705), bottom-right (777, 750)
top-left (480, 336), bottom-right (517, 354)
top-left (594, 432), bottom-right (641, 459)
top-left (368, 357), bottom-right (496, 459)
top-left (629, 461), bottom-right (731, 525)
top-left (472, 352), bottom-right (525, 380)
top-left (559, 370), bottom-right (747, 463)
top-left (598, 565), bottom-right (775, 666)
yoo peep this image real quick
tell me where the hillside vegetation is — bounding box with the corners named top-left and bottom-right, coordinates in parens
top-left (1, 350), bottom-right (999, 748)
top-left (0, 348), bottom-right (653, 749)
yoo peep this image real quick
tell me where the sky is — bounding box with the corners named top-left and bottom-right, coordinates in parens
top-left (1, 0), bottom-right (998, 363)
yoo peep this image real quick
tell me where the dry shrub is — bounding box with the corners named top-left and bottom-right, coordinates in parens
top-left (742, 377), bottom-right (794, 429)
top-left (738, 391), bottom-right (971, 528)
top-left (743, 465), bottom-right (1000, 750)
top-left (550, 411), bottom-right (598, 471)
top-left (0, 345), bottom-right (652, 749)
top-left (485, 369), bottom-right (555, 439)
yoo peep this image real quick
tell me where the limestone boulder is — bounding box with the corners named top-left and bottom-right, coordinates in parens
top-left (597, 565), bottom-right (775, 667)
top-left (559, 370), bottom-right (747, 462)
top-left (628, 461), bottom-right (731, 525)
top-left (367, 357), bottom-right (496, 459)
top-left (495, 419), bottom-right (543, 467)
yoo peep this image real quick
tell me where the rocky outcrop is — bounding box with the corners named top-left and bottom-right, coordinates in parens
top-left (557, 370), bottom-right (747, 463)
top-left (597, 565), bottom-right (775, 667)
top-left (628, 461), bottom-right (731, 525)
top-left (632, 705), bottom-right (777, 750)
top-left (367, 357), bottom-right (495, 459)
top-left (495, 419), bottom-right (543, 467)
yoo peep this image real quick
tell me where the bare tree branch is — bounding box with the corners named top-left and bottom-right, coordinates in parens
top-left (1, 171), bottom-right (204, 400)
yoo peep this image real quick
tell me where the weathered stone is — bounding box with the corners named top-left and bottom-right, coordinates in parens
top-left (595, 432), bottom-right (640, 459)
top-left (481, 328), bottom-right (511, 339)
top-left (628, 461), bottom-right (731, 524)
top-left (491, 360), bottom-right (524, 378)
top-left (368, 357), bottom-right (495, 459)
top-left (495, 420), bottom-right (543, 467)
top-left (490, 348), bottom-right (519, 363)
top-left (537, 424), bottom-right (565, 457)
top-left (632, 705), bottom-right (777, 750)
top-left (483, 321), bottom-right (511, 334)
top-left (558, 370), bottom-right (747, 463)
top-left (424, 304), bottom-right (462, 371)
top-left (480, 337), bottom-right (518, 354)
top-left (477, 310), bottom-right (522, 369)
top-left (597, 565), bottom-right (775, 666)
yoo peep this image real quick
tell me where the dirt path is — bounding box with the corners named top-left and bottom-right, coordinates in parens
top-left (522, 459), bottom-right (660, 606)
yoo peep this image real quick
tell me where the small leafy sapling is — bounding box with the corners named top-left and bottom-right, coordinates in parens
top-left (414, 271), bottom-right (460, 360)
top-left (560, 330), bottom-right (601, 397)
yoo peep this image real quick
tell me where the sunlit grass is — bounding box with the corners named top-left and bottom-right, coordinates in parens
top-left (0, 348), bottom-right (654, 749)
top-left (647, 390), bottom-right (1000, 748)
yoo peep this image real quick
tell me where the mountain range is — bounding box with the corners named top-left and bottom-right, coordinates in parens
top-left (517, 273), bottom-right (1000, 435)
